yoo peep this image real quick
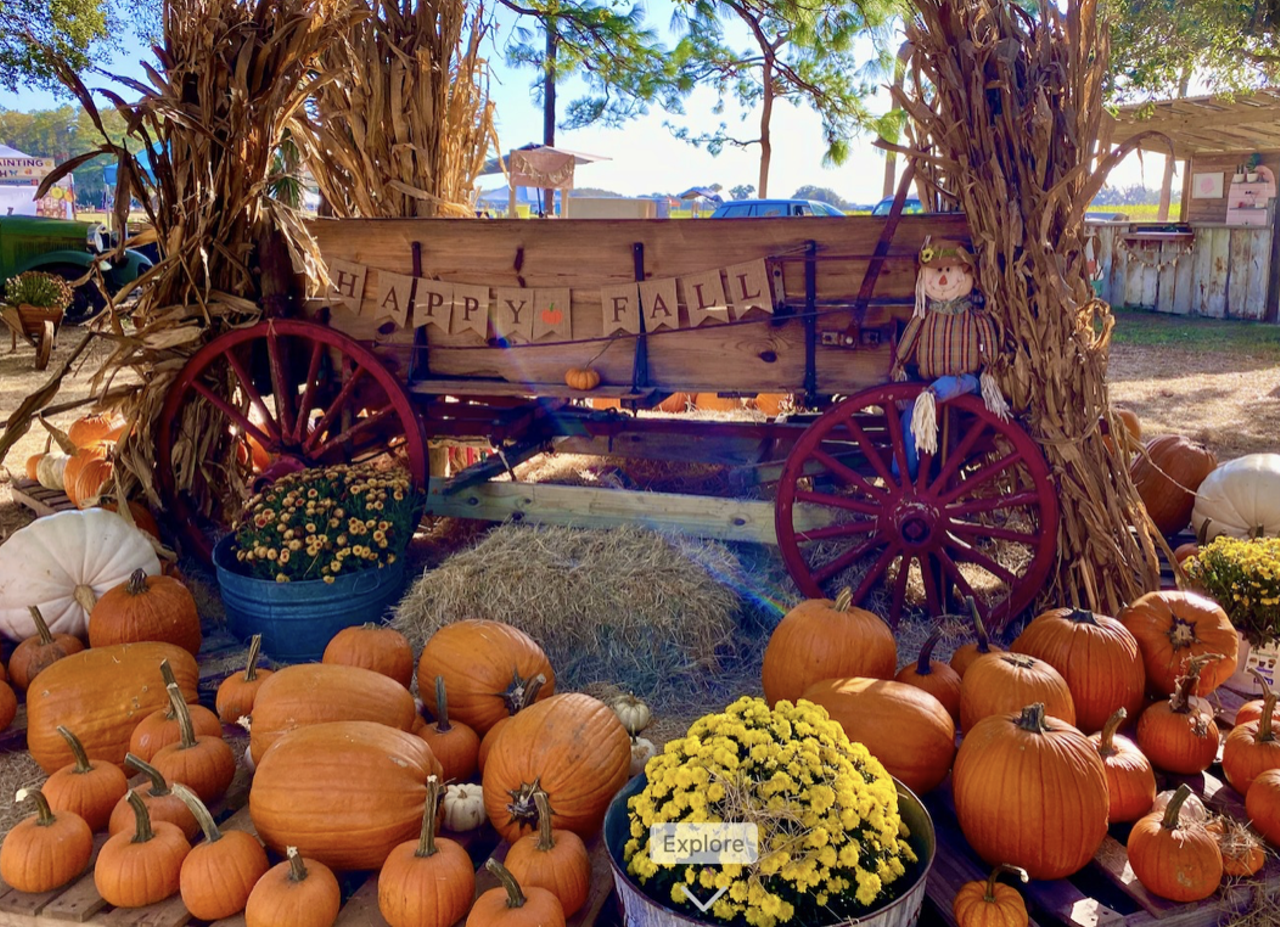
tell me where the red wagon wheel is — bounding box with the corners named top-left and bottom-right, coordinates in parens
top-left (775, 382), bottom-right (1058, 632)
top-left (156, 319), bottom-right (427, 562)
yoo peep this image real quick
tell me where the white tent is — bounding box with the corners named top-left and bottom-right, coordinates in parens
top-left (0, 144), bottom-right (69, 218)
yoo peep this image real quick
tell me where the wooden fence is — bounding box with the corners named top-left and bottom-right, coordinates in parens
top-left (1090, 220), bottom-right (1276, 321)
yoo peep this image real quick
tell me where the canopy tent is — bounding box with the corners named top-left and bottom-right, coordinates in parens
top-left (675, 186), bottom-right (723, 203)
top-left (478, 143), bottom-right (609, 217)
top-left (0, 144), bottom-right (70, 218)
top-left (1102, 88), bottom-right (1280, 159)
top-left (475, 184), bottom-right (561, 215)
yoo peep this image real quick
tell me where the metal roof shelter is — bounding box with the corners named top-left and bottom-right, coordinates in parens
top-left (1103, 88), bottom-right (1280, 159)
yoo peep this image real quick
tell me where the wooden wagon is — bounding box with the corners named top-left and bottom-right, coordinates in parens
top-left (1, 302), bottom-right (63, 370)
top-left (153, 202), bottom-right (1059, 630)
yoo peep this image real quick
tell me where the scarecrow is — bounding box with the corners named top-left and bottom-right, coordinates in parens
top-left (890, 237), bottom-right (1010, 477)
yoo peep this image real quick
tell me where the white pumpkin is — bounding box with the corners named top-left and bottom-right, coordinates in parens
top-left (441, 783), bottom-right (486, 832)
top-left (1192, 453), bottom-right (1280, 541)
top-left (35, 452), bottom-right (70, 491)
top-left (0, 508), bottom-right (161, 641)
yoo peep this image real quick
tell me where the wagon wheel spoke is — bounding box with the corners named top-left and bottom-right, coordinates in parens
top-left (851, 543), bottom-right (903, 605)
top-left (266, 326), bottom-right (297, 441)
top-left (945, 520), bottom-right (1040, 545)
top-left (842, 415), bottom-right (897, 487)
top-left (795, 489), bottom-right (882, 517)
top-left (940, 450), bottom-right (1022, 504)
top-left (811, 537), bottom-right (885, 586)
top-left (882, 399), bottom-right (914, 488)
top-left (795, 520), bottom-right (879, 543)
top-left (809, 449), bottom-right (890, 501)
top-left (927, 414), bottom-right (988, 495)
top-left (889, 552), bottom-right (912, 622)
top-left (191, 381), bottom-right (275, 449)
top-left (919, 554), bottom-right (943, 617)
top-left (935, 548), bottom-right (983, 609)
top-left (223, 349), bottom-right (281, 445)
top-left (291, 339), bottom-right (327, 445)
top-left (945, 541), bottom-right (1019, 587)
top-left (304, 367), bottom-right (368, 454)
top-left (947, 491), bottom-right (1043, 517)
top-left (309, 405), bottom-right (399, 459)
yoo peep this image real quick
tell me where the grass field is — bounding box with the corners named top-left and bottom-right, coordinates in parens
top-left (1111, 306), bottom-right (1280, 357)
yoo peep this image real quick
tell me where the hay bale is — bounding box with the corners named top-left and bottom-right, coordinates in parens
top-left (393, 524), bottom-right (746, 709)
top-left (0, 748), bottom-right (46, 840)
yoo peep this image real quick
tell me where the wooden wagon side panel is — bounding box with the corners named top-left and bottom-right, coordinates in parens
top-left (304, 215), bottom-right (968, 395)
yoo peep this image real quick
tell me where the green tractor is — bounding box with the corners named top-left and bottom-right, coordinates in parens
top-left (0, 215), bottom-right (152, 324)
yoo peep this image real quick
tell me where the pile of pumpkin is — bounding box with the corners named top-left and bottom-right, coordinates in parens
top-left (1118, 409), bottom-right (1280, 542)
top-left (589, 391), bottom-right (792, 416)
top-left (761, 587), bottom-right (1280, 918)
top-left (0, 604), bottom-right (645, 927)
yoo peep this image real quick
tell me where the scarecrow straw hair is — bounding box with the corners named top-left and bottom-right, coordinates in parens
top-left (886, 0), bottom-right (1163, 613)
top-left (392, 524), bottom-right (744, 707)
top-left (298, 0), bottom-right (498, 218)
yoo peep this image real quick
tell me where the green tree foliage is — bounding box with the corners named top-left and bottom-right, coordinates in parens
top-left (0, 105), bottom-right (144, 206)
top-left (1104, 0), bottom-right (1280, 100)
top-left (500, 0), bottom-right (686, 139)
top-left (0, 0), bottom-right (158, 93)
top-left (667, 0), bottom-right (902, 196)
top-left (791, 184), bottom-right (850, 209)
top-left (729, 183), bottom-right (755, 199)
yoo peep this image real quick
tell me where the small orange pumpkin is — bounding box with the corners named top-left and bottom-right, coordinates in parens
top-left (67, 412), bottom-right (118, 450)
top-left (0, 788), bottom-right (93, 893)
top-left (43, 725), bottom-right (129, 832)
top-left (215, 633), bottom-right (274, 723)
top-left (564, 368), bottom-right (601, 390)
top-left (950, 596), bottom-right (1005, 678)
top-left (9, 605), bottom-right (85, 692)
top-left (1089, 708), bottom-right (1156, 823)
top-left (503, 790), bottom-right (591, 916)
top-left (150, 682), bottom-right (237, 804)
top-left (418, 676), bottom-right (480, 783)
top-left (1136, 655), bottom-right (1220, 775)
top-left (952, 864), bottom-right (1029, 927)
top-left (89, 569), bottom-right (202, 655)
top-left (245, 847), bottom-right (341, 927)
top-left (172, 783), bottom-right (269, 921)
top-left (322, 623), bottom-right (414, 689)
top-left (1126, 784), bottom-right (1223, 902)
top-left (1246, 769), bottom-right (1280, 846)
top-left (95, 789), bottom-right (190, 907)
top-left (466, 859), bottom-right (565, 927)
top-left (1220, 669), bottom-right (1280, 795)
top-left (377, 777), bottom-right (475, 927)
top-left (894, 630), bottom-right (961, 725)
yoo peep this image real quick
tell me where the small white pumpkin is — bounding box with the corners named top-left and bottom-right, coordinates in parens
top-left (0, 508), bottom-right (160, 640)
top-left (35, 452), bottom-right (70, 491)
top-left (441, 783), bottom-right (486, 832)
top-left (610, 693), bottom-right (652, 736)
top-left (1192, 453), bottom-right (1280, 541)
top-left (630, 737), bottom-right (657, 777)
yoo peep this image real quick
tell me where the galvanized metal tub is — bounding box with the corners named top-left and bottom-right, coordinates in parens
top-left (604, 772), bottom-right (936, 927)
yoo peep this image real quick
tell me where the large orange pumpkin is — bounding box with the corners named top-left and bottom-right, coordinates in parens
top-left (953, 703), bottom-right (1109, 880)
top-left (481, 693), bottom-right (630, 843)
top-left (1118, 591), bottom-right (1238, 697)
top-left (248, 663), bottom-right (418, 761)
top-left (26, 643), bottom-right (199, 774)
top-left (62, 445), bottom-right (112, 508)
top-left (417, 620), bottom-right (556, 735)
top-left (1089, 708), bottom-right (1155, 823)
top-left (322, 623), bottom-right (414, 689)
top-left (655, 392), bottom-right (691, 413)
top-left (761, 588), bottom-right (897, 706)
top-left (89, 569), bottom-right (202, 655)
top-left (1011, 607), bottom-right (1145, 734)
top-left (249, 721), bottom-right (444, 871)
top-left (958, 653), bottom-right (1076, 733)
top-left (71, 457), bottom-right (114, 508)
top-left (1130, 435), bottom-right (1218, 537)
top-left (693, 393), bottom-right (742, 412)
top-left (67, 413), bottom-right (118, 450)
top-left (801, 676), bottom-right (956, 795)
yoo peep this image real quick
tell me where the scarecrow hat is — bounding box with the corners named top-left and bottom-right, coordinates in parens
top-left (918, 236), bottom-right (975, 267)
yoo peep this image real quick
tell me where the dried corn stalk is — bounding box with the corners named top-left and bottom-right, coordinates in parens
top-left (890, 0), bottom-right (1162, 612)
top-left (297, 0), bottom-right (497, 218)
top-left (6, 0), bottom-right (366, 512)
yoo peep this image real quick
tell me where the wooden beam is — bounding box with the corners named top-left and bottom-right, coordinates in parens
top-left (1268, 199), bottom-right (1280, 324)
top-left (1178, 159), bottom-right (1193, 223)
top-left (424, 478), bottom-right (834, 543)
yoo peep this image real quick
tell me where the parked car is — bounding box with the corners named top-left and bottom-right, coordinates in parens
top-left (0, 216), bottom-right (153, 323)
top-left (871, 196), bottom-right (926, 217)
top-left (709, 199), bottom-right (847, 218)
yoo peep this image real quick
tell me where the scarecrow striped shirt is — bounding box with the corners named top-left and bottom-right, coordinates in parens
top-left (895, 298), bottom-right (999, 379)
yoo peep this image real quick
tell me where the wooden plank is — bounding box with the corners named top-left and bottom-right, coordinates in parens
top-left (1109, 227), bottom-right (1129, 305)
top-left (1206, 227), bottom-right (1231, 317)
top-left (1245, 229), bottom-right (1271, 319)
top-left (1193, 227), bottom-right (1215, 313)
top-left (1269, 197), bottom-right (1280, 322)
top-left (1156, 244), bottom-right (1177, 313)
top-left (554, 430), bottom-right (776, 467)
top-left (331, 876), bottom-right (386, 927)
top-left (1172, 243), bottom-right (1194, 315)
top-left (424, 479), bottom-right (797, 544)
top-left (8, 479), bottom-right (75, 519)
top-left (1228, 229), bottom-right (1252, 318)
top-left (411, 380), bottom-right (656, 400)
top-left (39, 866), bottom-right (111, 923)
top-left (567, 840), bottom-right (615, 927)
top-left (1140, 253), bottom-right (1159, 309)
top-left (1091, 835), bottom-right (1196, 919)
top-left (1124, 244), bottom-right (1147, 308)
top-left (0, 833), bottom-right (108, 918)
top-left (95, 896), bottom-right (193, 927)
top-left (1095, 226), bottom-right (1115, 304)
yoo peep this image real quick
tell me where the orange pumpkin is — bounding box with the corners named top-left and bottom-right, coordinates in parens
top-left (43, 725), bottom-right (129, 832)
top-left (418, 676), bottom-right (480, 783)
top-left (802, 676), bottom-right (957, 795)
top-left (0, 789), bottom-right (93, 893)
top-left (655, 392), bottom-right (691, 413)
top-left (128, 660), bottom-right (222, 763)
top-left (951, 597), bottom-right (1005, 678)
top-left (952, 864), bottom-right (1029, 927)
top-left (693, 392), bottom-right (742, 412)
top-left (0, 680), bottom-right (16, 732)
top-left (564, 368), bottom-right (601, 390)
top-left (62, 444), bottom-right (112, 507)
top-left (1221, 670), bottom-right (1280, 795)
top-left (67, 412), bottom-right (118, 450)
top-left (959, 652), bottom-right (1076, 733)
top-left (215, 633), bottom-right (274, 723)
top-left (245, 847), bottom-right (341, 927)
top-left (89, 569), bottom-right (202, 655)
top-left (1089, 708), bottom-right (1155, 823)
top-left (762, 588), bottom-right (897, 706)
top-left (172, 783), bottom-right (269, 921)
top-left (1011, 607), bottom-right (1145, 734)
top-left (95, 790), bottom-right (190, 908)
top-left (71, 457), bottom-right (114, 508)
top-left (108, 754), bottom-right (199, 840)
top-left (1119, 591), bottom-right (1238, 697)
top-left (378, 777), bottom-right (475, 927)
top-left (1207, 818), bottom-right (1266, 878)
top-left (467, 859), bottom-right (565, 927)
top-left (953, 703), bottom-right (1109, 880)
top-left (417, 619), bottom-right (556, 735)
top-left (753, 393), bottom-right (790, 417)
top-left (894, 630), bottom-right (961, 724)
top-left (9, 604), bottom-right (86, 692)
top-left (482, 693), bottom-right (630, 842)
top-left (151, 682), bottom-right (237, 804)
top-left (1130, 435), bottom-right (1218, 536)
top-left (503, 790), bottom-right (590, 916)
top-left (1126, 784), bottom-right (1223, 902)
top-left (1136, 655), bottom-right (1220, 774)
top-left (322, 623), bottom-right (414, 689)
top-left (1245, 769), bottom-right (1280, 846)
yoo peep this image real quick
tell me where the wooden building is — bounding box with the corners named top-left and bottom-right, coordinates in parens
top-left (1096, 89), bottom-right (1280, 322)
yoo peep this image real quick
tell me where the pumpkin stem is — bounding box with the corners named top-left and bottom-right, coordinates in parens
top-left (56, 726), bottom-right (94, 774)
top-left (1161, 783), bottom-right (1193, 831)
top-left (26, 605), bottom-right (55, 646)
top-left (415, 777), bottom-right (442, 858)
top-left (983, 864), bottom-right (1029, 902)
top-left (834, 587), bottom-right (854, 613)
top-left (286, 847), bottom-right (310, 883)
top-left (434, 676), bottom-right (452, 733)
top-left (485, 858), bottom-right (527, 909)
top-left (966, 596), bottom-right (991, 653)
top-left (1169, 654), bottom-right (1217, 714)
top-left (125, 569), bottom-right (150, 596)
top-left (125, 753), bottom-right (172, 798)
top-left (1066, 608), bottom-right (1100, 626)
top-left (72, 585), bottom-right (97, 615)
top-left (915, 631), bottom-right (942, 676)
top-left (1253, 669), bottom-right (1276, 743)
top-left (159, 660), bottom-right (180, 720)
top-left (243, 634), bottom-right (263, 682)
top-left (170, 783), bottom-right (223, 844)
top-left (1096, 709), bottom-right (1127, 758)
top-left (501, 673), bottom-right (547, 718)
top-left (15, 788), bottom-right (57, 827)
top-left (126, 789), bottom-right (155, 844)
top-left (532, 789), bottom-right (558, 853)
top-left (165, 682), bottom-right (197, 750)
top-left (1014, 703), bottom-right (1048, 734)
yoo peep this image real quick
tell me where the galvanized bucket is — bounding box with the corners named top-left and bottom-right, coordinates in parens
top-left (604, 773), bottom-right (936, 927)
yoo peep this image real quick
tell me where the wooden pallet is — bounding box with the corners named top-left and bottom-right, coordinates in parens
top-left (0, 801), bottom-right (619, 927)
top-left (922, 688), bottom-right (1279, 927)
top-left (7, 478), bottom-right (76, 519)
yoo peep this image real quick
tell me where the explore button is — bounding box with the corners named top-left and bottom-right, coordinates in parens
top-left (649, 823), bottom-right (759, 864)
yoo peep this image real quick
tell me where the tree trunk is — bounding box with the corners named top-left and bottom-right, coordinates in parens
top-left (896, 0), bottom-right (1161, 615)
top-left (1157, 69), bottom-right (1192, 221)
top-left (542, 24), bottom-right (558, 215)
top-left (883, 41), bottom-right (914, 199)
top-left (758, 57), bottom-right (774, 198)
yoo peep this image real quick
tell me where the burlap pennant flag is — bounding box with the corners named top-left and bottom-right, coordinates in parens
top-left (451, 283), bottom-right (491, 338)
top-left (533, 288), bottom-right (571, 340)
top-left (723, 259), bottom-right (773, 317)
top-left (680, 270), bottom-right (729, 327)
top-left (600, 283), bottom-right (641, 335)
top-left (327, 259), bottom-right (367, 312)
top-left (493, 288), bottom-right (535, 343)
top-left (373, 271), bottom-right (416, 327)
top-left (639, 278), bottom-right (679, 332)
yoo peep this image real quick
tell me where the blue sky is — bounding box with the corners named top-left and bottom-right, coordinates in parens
top-left (1, 2), bottom-right (1158, 203)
